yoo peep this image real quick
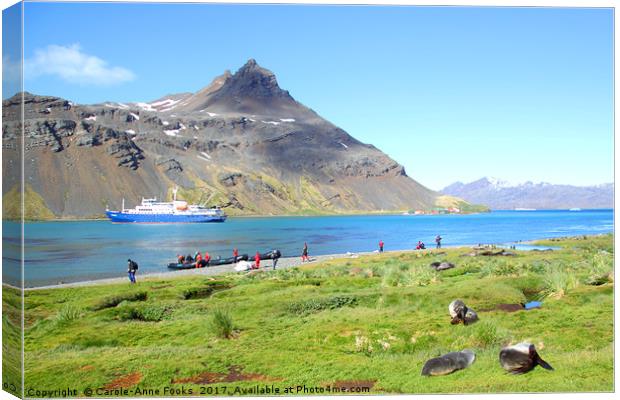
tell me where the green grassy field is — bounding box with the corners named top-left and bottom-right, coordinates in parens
top-left (4, 234), bottom-right (614, 396)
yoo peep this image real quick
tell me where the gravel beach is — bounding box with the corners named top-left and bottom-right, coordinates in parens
top-left (25, 250), bottom-right (407, 291)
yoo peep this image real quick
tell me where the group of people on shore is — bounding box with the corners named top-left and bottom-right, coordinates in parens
top-left (127, 236), bottom-right (444, 283)
top-left (416, 235), bottom-right (442, 250)
top-left (177, 251), bottom-right (212, 268)
top-left (378, 235), bottom-right (443, 252)
top-left (176, 248), bottom-right (276, 269)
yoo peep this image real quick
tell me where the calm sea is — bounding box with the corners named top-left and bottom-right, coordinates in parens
top-left (2, 209), bottom-right (613, 287)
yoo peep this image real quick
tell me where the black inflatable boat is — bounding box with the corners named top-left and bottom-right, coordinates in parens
top-left (211, 254), bottom-right (249, 265)
top-left (259, 250), bottom-right (282, 260)
top-left (167, 254), bottom-right (249, 269)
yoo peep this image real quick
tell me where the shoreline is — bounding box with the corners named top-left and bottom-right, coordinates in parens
top-left (8, 232), bottom-right (611, 291)
top-left (7, 212), bottom-right (476, 223)
top-left (18, 248), bottom-right (430, 291)
top-left (6, 208), bottom-right (613, 223)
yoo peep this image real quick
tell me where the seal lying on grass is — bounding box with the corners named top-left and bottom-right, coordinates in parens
top-left (499, 343), bottom-right (553, 374)
top-left (449, 299), bottom-right (479, 325)
top-left (421, 350), bottom-right (476, 376)
top-left (430, 261), bottom-right (455, 271)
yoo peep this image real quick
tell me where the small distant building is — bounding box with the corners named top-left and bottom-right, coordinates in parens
top-left (448, 207), bottom-right (461, 213)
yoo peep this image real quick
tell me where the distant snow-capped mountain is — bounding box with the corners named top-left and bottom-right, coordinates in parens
top-left (441, 177), bottom-right (613, 210)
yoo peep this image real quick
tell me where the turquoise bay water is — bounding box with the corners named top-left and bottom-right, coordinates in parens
top-left (2, 209), bottom-right (613, 287)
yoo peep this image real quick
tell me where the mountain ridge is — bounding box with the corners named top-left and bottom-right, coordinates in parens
top-left (3, 59), bottom-right (466, 219)
top-left (441, 177), bottom-right (613, 210)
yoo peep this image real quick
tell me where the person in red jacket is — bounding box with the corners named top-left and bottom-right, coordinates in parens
top-left (254, 251), bottom-right (261, 269)
top-left (204, 251), bottom-right (211, 267)
top-left (195, 252), bottom-right (202, 268)
top-left (379, 240), bottom-right (384, 253)
top-left (233, 248), bottom-right (239, 261)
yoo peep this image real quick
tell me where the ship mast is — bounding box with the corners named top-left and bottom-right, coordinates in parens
top-left (173, 187), bottom-right (178, 202)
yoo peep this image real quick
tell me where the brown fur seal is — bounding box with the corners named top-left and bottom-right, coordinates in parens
top-left (449, 299), bottom-right (479, 325)
top-left (421, 349), bottom-right (476, 376)
top-left (430, 261), bottom-right (455, 271)
top-left (499, 343), bottom-right (553, 374)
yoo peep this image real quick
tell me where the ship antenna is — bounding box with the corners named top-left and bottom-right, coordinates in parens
top-left (122, 198), bottom-right (125, 212)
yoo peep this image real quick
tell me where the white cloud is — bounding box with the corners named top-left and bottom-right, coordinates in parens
top-left (3, 55), bottom-right (22, 98)
top-left (2, 54), bottom-right (21, 83)
top-left (25, 44), bottom-right (135, 86)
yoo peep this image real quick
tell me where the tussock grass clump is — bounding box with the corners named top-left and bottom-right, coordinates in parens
top-left (404, 333), bottom-right (439, 354)
top-left (540, 265), bottom-right (579, 299)
top-left (116, 305), bottom-right (169, 322)
top-left (584, 253), bottom-right (613, 286)
top-left (92, 291), bottom-right (147, 311)
top-left (492, 260), bottom-right (519, 276)
top-left (210, 308), bottom-right (234, 339)
top-left (381, 264), bottom-right (440, 287)
top-left (288, 295), bottom-right (358, 316)
top-left (354, 335), bottom-right (374, 356)
top-left (54, 304), bottom-right (82, 325)
top-left (524, 261), bottom-right (547, 275)
top-left (471, 321), bottom-right (510, 348)
top-left (478, 262), bottom-right (494, 277)
top-left (479, 259), bottom-right (521, 277)
top-left (382, 267), bottom-right (406, 287)
top-left (409, 264), bottom-right (440, 286)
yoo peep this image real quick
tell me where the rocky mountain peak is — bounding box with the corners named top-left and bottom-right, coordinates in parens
top-left (166, 59), bottom-right (304, 116)
top-left (236, 58), bottom-right (273, 77)
top-left (241, 58), bottom-right (258, 69)
top-left (223, 58), bottom-right (286, 99)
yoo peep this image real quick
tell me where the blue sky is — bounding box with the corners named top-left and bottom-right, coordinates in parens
top-left (6, 3), bottom-right (614, 190)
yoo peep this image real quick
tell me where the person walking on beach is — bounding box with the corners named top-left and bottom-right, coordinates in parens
top-left (127, 259), bottom-right (138, 284)
top-left (254, 251), bottom-right (261, 269)
top-left (379, 240), bottom-right (384, 253)
top-left (302, 242), bottom-right (309, 262)
top-left (272, 249), bottom-right (281, 270)
top-left (435, 235), bottom-right (442, 249)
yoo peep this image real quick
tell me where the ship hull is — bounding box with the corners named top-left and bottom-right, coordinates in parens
top-left (105, 211), bottom-right (226, 223)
